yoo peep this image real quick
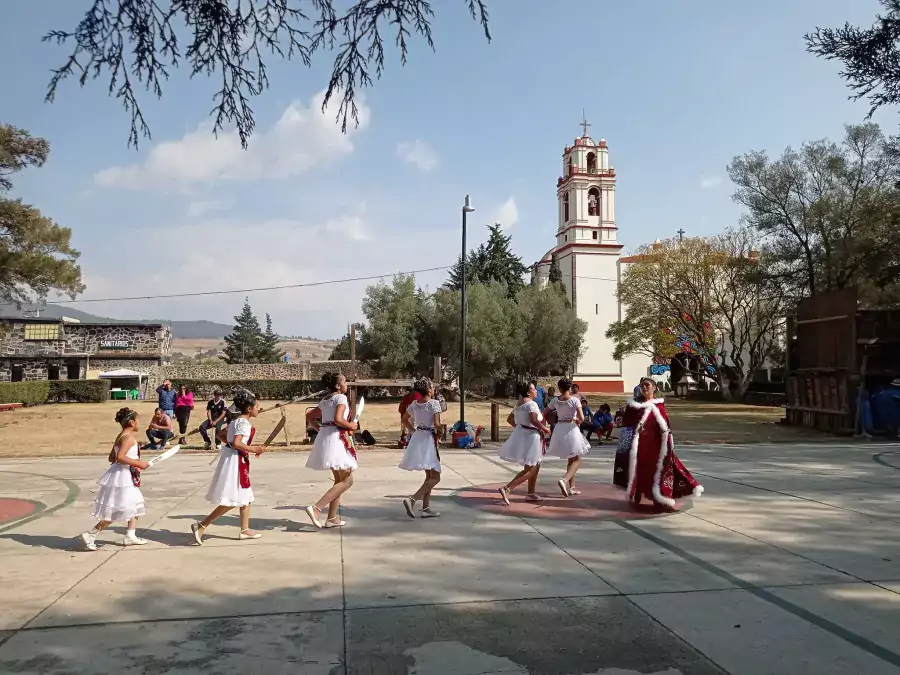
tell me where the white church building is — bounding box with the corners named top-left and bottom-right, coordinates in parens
top-left (532, 120), bottom-right (649, 394)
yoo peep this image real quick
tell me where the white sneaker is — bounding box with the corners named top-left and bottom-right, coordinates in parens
top-left (402, 497), bottom-right (417, 519)
top-left (122, 535), bottom-right (148, 546)
top-left (80, 532), bottom-right (98, 552)
top-left (420, 507), bottom-right (440, 518)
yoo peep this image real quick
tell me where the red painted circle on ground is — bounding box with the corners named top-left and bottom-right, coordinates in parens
top-left (0, 498), bottom-right (39, 525)
top-left (452, 482), bottom-right (691, 521)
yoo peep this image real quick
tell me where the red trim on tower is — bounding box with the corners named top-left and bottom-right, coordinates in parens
top-left (572, 380), bottom-right (626, 394)
top-left (557, 223), bottom-right (618, 237)
top-left (553, 242), bottom-right (623, 256)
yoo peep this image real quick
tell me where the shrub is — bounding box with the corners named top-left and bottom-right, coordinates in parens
top-left (47, 379), bottom-right (111, 403)
top-left (168, 379), bottom-right (323, 400)
top-left (0, 381), bottom-right (51, 405)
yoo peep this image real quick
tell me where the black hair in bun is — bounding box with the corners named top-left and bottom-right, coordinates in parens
top-left (515, 381), bottom-right (531, 398)
top-left (115, 407), bottom-right (137, 426)
top-left (412, 377), bottom-right (432, 397)
top-left (321, 372), bottom-right (341, 392)
top-left (557, 377), bottom-right (572, 393)
top-left (233, 388), bottom-right (257, 414)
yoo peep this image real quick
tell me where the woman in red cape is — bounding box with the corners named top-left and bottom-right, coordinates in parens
top-left (620, 377), bottom-right (704, 509)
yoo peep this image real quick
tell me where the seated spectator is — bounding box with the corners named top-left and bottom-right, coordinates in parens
top-left (199, 389), bottom-right (227, 450)
top-left (580, 395), bottom-right (592, 420)
top-left (146, 408), bottom-right (174, 449)
top-left (591, 404), bottom-right (615, 441)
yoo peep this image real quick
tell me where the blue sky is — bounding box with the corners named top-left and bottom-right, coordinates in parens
top-left (1, 0), bottom-right (894, 338)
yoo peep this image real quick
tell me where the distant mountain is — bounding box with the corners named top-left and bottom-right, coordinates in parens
top-left (0, 303), bottom-right (233, 339)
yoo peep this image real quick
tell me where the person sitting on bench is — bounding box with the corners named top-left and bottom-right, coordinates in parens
top-left (146, 408), bottom-right (175, 449)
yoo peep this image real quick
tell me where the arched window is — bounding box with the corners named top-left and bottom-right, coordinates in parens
top-left (567, 157), bottom-right (573, 175)
top-left (563, 192), bottom-right (569, 222)
top-left (586, 152), bottom-right (597, 173)
top-left (588, 187), bottom-right (600, 216)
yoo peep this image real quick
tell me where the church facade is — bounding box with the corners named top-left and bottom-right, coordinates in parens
top-left (532, 121), bottom-right (648, 393)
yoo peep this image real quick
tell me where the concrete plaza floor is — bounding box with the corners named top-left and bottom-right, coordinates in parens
top-left (1, 440), bottom-right (899, 674)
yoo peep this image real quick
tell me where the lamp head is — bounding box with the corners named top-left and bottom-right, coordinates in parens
top-left (462, 195), bottom-right (475, 213)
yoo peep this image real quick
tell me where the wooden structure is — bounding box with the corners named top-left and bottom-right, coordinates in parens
top-left (785, 289), bottom-right (900, 434)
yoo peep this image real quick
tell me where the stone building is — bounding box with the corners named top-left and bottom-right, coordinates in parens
top-left (0, 317), bottom-right (172, 382)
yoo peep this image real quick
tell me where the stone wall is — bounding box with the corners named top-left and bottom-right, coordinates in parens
top-left (0, 320), bottom-right (171, 359)
top-left (147, 360), bottom-right (373, 390)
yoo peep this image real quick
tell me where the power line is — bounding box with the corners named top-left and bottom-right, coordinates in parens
top-left (52, 266), bottom-right (452, 305)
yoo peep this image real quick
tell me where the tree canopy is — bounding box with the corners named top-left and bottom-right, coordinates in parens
top-left (607, 230), bottom-right (785, 399)
top-left (806, 1), bottom-right (900, 125)
top-left (222, 298), bottom-right (284, 363)
top-left (445, 223), bottom-right (528, 296)
top-left (727, 122), bottom-right (900, 307)
top-left (0, 124), bottom-right (84, 305)
top-left (45, 0), bottom-right (491, 148)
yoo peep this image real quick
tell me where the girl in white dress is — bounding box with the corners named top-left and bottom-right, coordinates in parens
top-left (498, 383), bottom-right (552, 505)
top-left (191, 390), bottom-right (269, 544)
top-left (399, 377), bottom-right (443, 519)
top-left (304, 372), bottom-right (359, 529)
top-left (546, 377), bottom-right (590, 496)
top-left (80, 408), bottom-right (150, 551)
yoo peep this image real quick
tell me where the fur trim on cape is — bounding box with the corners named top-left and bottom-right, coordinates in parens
top-left (626, 398), bottom-right (676, 508)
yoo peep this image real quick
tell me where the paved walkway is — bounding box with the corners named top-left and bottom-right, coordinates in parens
top-left (0, 441), bottom-right (899, 674)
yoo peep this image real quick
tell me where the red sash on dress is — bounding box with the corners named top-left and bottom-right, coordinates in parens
top-left (339, 428), bottom-right (358, 460)
top-left (130, 445), bottom-right (142, 487)
top-left (234, 428), bottom-right (255, 489)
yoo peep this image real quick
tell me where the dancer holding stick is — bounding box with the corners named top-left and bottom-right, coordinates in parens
top-left (79, 407), bottom-right (151, 550)
top-left (304, 373), bottom-right (358, 529)
top-left (191, 390), bottom-right (269, 544)
top-left (498, 382), bottom-right (551, 505)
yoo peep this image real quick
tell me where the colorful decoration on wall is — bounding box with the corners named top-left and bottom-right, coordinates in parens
top-left (650, 325), bottom-right (717, 376)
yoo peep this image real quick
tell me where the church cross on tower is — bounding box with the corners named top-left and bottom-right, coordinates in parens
top-left (580, 109), bottom-right (591, 138)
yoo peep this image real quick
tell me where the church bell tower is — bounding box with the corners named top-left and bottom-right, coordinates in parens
top-left (534, 115), bottom-right (646, 393)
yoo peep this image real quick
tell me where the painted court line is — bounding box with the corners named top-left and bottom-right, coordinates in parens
top-left (0, 471), bottom-right (80, 534)
top-left (460, 448), bottom-right (900, 670)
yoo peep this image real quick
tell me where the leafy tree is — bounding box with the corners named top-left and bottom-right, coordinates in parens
top-left (329, 323), bottom-right (377, 361)
top-left (256, 313), bottom-right (285, 363)
top-left (547, 252), bottom-right (563, 287)
top-left (0, 124), bottom-right (84, 304)
top-left (433, 282), bottom-right (519, 382)
top-left (222, 298), bottom-right (264, 364)
top-left (361, 274), bottom-right (431, 376)
top-left (45, 0), bottom-right (491, 148)
top-left (511, 283), bottom-right (586, 379)
top-left (728, 122), bottom-right (900, 307)
top-left (806, 1), bottom-right (900, 125)
top-left (608, 231), bottom-right (786, 399)
top-left (444, 223), bottom-right (527, 296)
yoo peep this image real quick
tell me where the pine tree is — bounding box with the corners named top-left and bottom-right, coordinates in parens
top-left (222, 298), bottom-right (264, 364)
top-left (256, 313), bottom-right (285, 363)
top-left (443, 223), bottom-right (527, 296)
top-left (548, 252), bottom-right (563, 286)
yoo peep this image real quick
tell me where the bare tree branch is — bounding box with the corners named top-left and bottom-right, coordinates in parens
top-left (43, 0), bottom-right (491, 148)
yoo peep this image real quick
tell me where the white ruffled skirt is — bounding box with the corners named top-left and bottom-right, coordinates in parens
top-left (498, 427), bottom-right (544, 466)
top-left (91, 463), bottom-right (146, 522)
top-left (547, 421), bottom-right (591, 459)
top-left (306, 427), bottom-right (358, 471)
top-left (399, 429), bottom-right (441, 472)
top-left (206, 446), bottom-right (255, 507)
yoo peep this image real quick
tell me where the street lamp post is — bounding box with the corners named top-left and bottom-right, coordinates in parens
top-left (459, 195), bottom-right (475, 430)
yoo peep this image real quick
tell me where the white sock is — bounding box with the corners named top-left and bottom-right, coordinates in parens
top-left (126, 529), bottom-right (136, 539)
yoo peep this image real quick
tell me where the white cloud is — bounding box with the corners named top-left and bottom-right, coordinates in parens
top-left (699, 175), bottom-right (723, 190)
top-left (186, 199), bottom-right (231, 218)
top-left (489, 197), bottom-right (519, 230)
top-left (396, 139), bottom-right (439, 171)
top-left (69, 209), bottom-right (453, 337)
top-left (94, 90), bottom-right (371, 190)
